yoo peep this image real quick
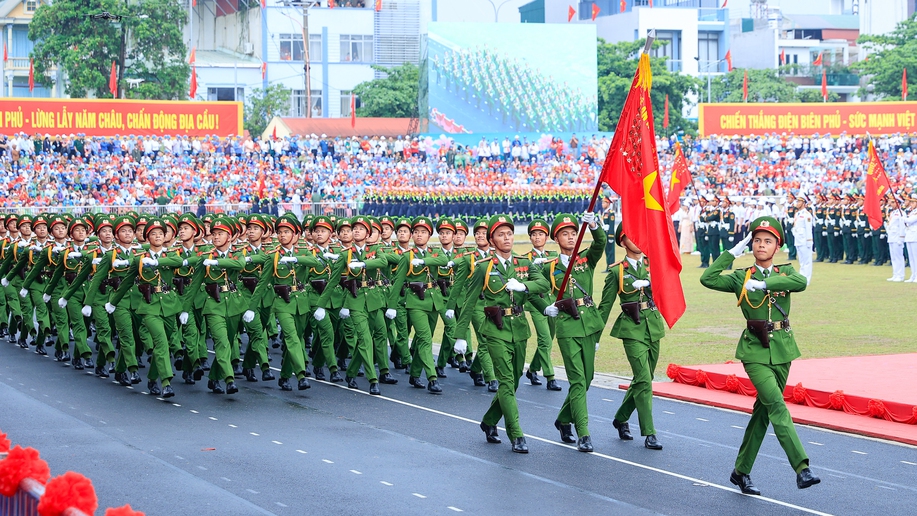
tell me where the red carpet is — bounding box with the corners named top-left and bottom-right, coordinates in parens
top-left (642, 354), bottom-right (917, 446)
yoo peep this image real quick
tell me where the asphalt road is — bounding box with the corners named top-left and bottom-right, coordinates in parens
top-left (1, 340), bottom-right (915, 515)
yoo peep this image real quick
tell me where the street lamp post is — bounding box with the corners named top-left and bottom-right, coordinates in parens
top-left (485, 0), bottom-right (514, 22)
top-left (694, 57), bottom-right (723, 103)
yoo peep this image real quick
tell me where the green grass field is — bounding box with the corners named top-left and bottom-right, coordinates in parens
top-left (438, 242), bottom-right (917, 378)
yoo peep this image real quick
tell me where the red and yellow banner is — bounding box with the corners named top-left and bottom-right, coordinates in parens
top-left (698, 102), bottom-right (917, 137)
top-left (0, 98), bottom-right (243, 137)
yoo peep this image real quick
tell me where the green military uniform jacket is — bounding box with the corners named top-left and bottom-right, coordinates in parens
top-left (42, 242), bottom-right (99, 300)
top-left (446, 247), bottom-right (490, 311)
top-left (250, 246), bottom-right (322, 315)
top-left (598, 256), bottom-right (666, 342)
top-left (84, 245), bottom-right (144, 309)
top-left (197, 248), bottom-right (247, 317)
top-left (387, 247), bottom-right (450, 312)
top-left (61, 246), bottom-right (115, 304)
top-left (316, 244), bottom-right (391, 312)
top-left (109, 249), bottom-right (190, 318)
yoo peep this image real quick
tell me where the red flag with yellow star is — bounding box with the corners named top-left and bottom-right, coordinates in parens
top-left (598, 53), bottom-right (685, 328)
top-left (865, 140), bottom-right (893, 230)
top-left (667, 141), bottom-right (691, 215)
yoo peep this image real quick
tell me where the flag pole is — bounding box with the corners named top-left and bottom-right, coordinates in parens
top-left (554, 31), bottom-right (656, 302)
top-left (866, 133), bottom-right (905, 215)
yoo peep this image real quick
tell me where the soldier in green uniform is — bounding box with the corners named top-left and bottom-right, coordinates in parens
top-left (813, 196), bottom-right (827, 262)
top-left (598, 223), bottom-right (667, 451)
top-left (534, 212), bottom-right (605, 452)
top-left (600, 197), bottom-right (617, 271)
top-left (432, 218), bottom-right (460, 377)
top-left (454, 215), bottom-right (549, 453)
top-left (305, 216), bottom-right (344, 383)
top-left (15, 215), bottom-right (60, 358)
top-left (171, 214), bottom-right (209, 384)
top-left (237, 214), bottom-right (278, 383)
top-left (841, 195), bottom-right (858, 264)
top-left (785, 194), bottom-right (797, 261)
top-left (700, 217), bottom-right (821, 495)
top-left (385, 218), bottom-right (414, 372)
top-left (696, 197), bottom-right (710, 267)
top-left (522, 218), bottom-right (561, 391)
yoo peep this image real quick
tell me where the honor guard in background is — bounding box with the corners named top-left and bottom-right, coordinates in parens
top-left (785, 194), bottom-right (797, 261)
top-left (886, 199), bottom-right (907, 281)
top-left (854, 195), bottom-right (873, 264)
top-left (813, 196), bottom-right (827, 262)
top-left (791, 195), bottom-right (814, 283)
top-left (522, 218), bottom-right (561, 391)
top-left (600, 197), bottom-right (616, 271)
top-left (695, 196), bottom-right (709, 267)
top-left (840, 195), bottom-right (857, 264)
top-left (455, 215), bottom-right (549, 453)
top-left (598, 223), bottom-right (666, 451)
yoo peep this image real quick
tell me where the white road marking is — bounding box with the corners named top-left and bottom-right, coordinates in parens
top-left (852, 450), bottom-right (867, 455)
top-left (172, 403), bottom-right (181, 407)
top-left (696, 418), bottom-right (708, 422)
top-left (827, 474), bottom-right (846, 479)
top-left (221, 477), bottom-right (231, 482)
top-left (250, 432), bottom-right (259, 436)
top-left (602, 398), bottom-right (614, 402)
top-left (228, 424), bottom-right (237, 428)
top-left (380, 481), bottom-right (393, 486)
top-left (350, 470), bottom-right (362, 475)
top-left (413, 493), bottom-right (426, 499)
top-left (447, 507), bottom-right (463, 512)
top-left (272, 441), bottom-right (283, 445)
top-left (877, 486), bottom-right (895, 491)
top-left (175, 456), bottom-right (184, 460)
top-left (731, 425), bottom-right (744, 429)
top-left (809, 442), bottom-right (824, 446)
top-left (296, 450), bottom-right (307, 454)
top-left (768, 433), bottom-right (776, 437)
top-left (190, 410), bottom-right (199, 414)
top-left (322, 459), bottom-right (334, 464)
top-left (663, 411), bottom-right (675, 415)
top-left (197, 466), bottom-right (207, 470)
top-left (208, 417), bottom-right (218, 421)
top-left (99, 421), bottom-right (107, 424)
top-left (246, 489), bottom-right (259, 494)
top-left (275, 502), bottom-right (287, 507)
top-left (902, 461), bottom-right (916, 466)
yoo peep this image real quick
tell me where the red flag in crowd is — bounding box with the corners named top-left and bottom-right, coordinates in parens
top-left (257, 173), bottom-right (266, 199)
top-left (272, 125), bottom-right (277, 140)
top-left (721, 0), bottom-right (728, 7)
top-left (617, 0), bottom-right (624, 14)
top-left (189, 65), bottom-right (197, 99)
top-left (2, 42), bottom-right (6, 62)
top-left (189, 47), bottom-right (196, 65)
top-left (261, 62), bottom-right (267, 80)
top-left (350, 93), bottom-right (356, 128)
top-left (28, 58), bottom-right (34, 92)
top-left (903, 68), bottom-right (908, 101)
top-left (821, 69), bottom-right (828, 101)
top-left (375, 0), bottom-right (382, 12)
top-left (261, 0), bottom-right (266, 9)
top-left (192, 0), bottom-right (196, 6)
top-left (865, 140), bottom-right (893, 230)
top-left (662, 94), bottom-right (669, 129)
top-left (780, 48), bottom-right (785, 65)
top-left (593, 2), bottom-right (601, 19)
top-left (597, 53), bottom-right (685, 328)
top-left (725, 50), bottom-right (732, 72)
top-left (813, 52), bottom-right (823, 66)
top-left (329, 0), bottom-right (336, 7)
top-left (109, 61), bottom-right (118, 97)
top-left (667, 142), bottom-right (691, 215)
top-left (742, 69), bottom-right (748, 102)
top-left (568, 5), bottom-right (575, 22)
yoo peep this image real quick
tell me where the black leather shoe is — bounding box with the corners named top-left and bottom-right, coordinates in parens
top-left (480, 422), bottom-right (501, 444)
top-left (83, 358), bottom-right (94, 369)
top-left (147, 380), bottom-right (162, 396)
top-left (435, 366), bottom-right (447, 378)
top-left (546, 379), bottom-right (561, 391)
top-left (409, 376), bottom-right (426, 389)
top-left (211, 381), bottom-right (225, 394)
top-left (427, 380), bottom-right (442, 394)
top-left (233, 363), bottom-right (243, 377)
top-left (35, 346), bottom-right (48, 356)
top-left (612, 419), bottom-right (633, 440)
top-left (459, 361), bottom-right (469, 373)
top-left (347, 376), bottom-right (359, 389)
top-left (20, 339), bottom-right (30, 349)
top-left (644, 435), bottom-right (662, 450)
top-left (392, 356), bottom-right (403, 370)
top-left (447, 356), bottom-right (459, 369)
top-left (135, 356), bottom-right (144, 369)
top-left (117, 373), bottom-right (132, 387)
top-left (379, 373), bottom-right (398, 384)
top-left (297, 377), bottom-right (311, 390)
top-left (511, 437), bottom-right (529, 454)
top-left (243, 368), bottom-right (258, 382)
top-left (162, 385), bottom-right (175, 398)
top-left (525, 370), bottom-right (542, 386)
top-left (262, 369), bottom-right (275, 381)
top-left (329, 370), bottom-right (343, 383)
top-left (174, 357), bottom-right (184, 371)
top-left (796, 468), bottom-right (820, 489)
top-left (730, 469), bottom-right (761, 495)
top-left (54, 349), bottom-right (62, 360)
top-left (487, 380), bottom-right (499, 393)
top-left (200, 360), bottom-right (211, 371)
top-left (61, 352), bottom-right (72, 362)
top-left (183, 371), bottom-right (195, 385)
top-left (193, 366), bottom-right (205, 381)
top-left (472, 373), bottom-right (486, 387)
top-left (226, 381), bottom-right (238, 394)
top-left (304, 368), bottom-right (313, 378)
top-left (278, 378), bottom-right (293, 391)
top-left (313, 367), bottom-right (326, 381)
top-left (271, 337), bottom-right (281, 349)
top-left (129, 371), bottom-right (142, 385)
top-left (554, 420), bottom-right (576, 443)
top-left (369, 383), bottom-right (381, 395)
top-left (577, 435), bottom-right (594, 453)
top-left (71, 357), bottom-right (82, 370)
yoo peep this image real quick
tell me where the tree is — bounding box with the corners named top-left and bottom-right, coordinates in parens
top-left (711, 68), bottom-right (839, 103)
top-left (353, 63), bottom-right (419, 118)
top-left (29, 0), bottom-right (189, 99)
top-left (244, 84), bottom-right (291, 139)
top-left (853, 14), bottom-right (917, 100)
top-left (597, 38), bottom-right (701, 135)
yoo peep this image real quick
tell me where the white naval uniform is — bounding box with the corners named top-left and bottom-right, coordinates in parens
top-left (792, 207), bottom-right (814, 282)
top-left (886, 209), bottom-right (906, 282)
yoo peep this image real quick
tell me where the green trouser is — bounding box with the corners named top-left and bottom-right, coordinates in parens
top-left (842, 232), bottom-right (857, 261)
top-left (344, 310), bottom-right (379, 383)
top-left (454, 307), bottom-right (475, 364)
top-left (615, 338), bottom-right (659, 436)
top-left (698, 233), bottom-right (710, 266)
top-left (91, 301), bottom-right (114, 364)
top-left (407, 308), bottom-right (438, 381)
top-left (266, 312), bottom-right (279, 339)
top-left (469, 309), bottom-right (495, 382)
top-left (709, 233), bottom-right (721, 260)
top-left (859, 235), bottom-right (871, 262)
top-left (527, 310), bottom-right (555, 378)
top-left (481, 335), bottom-right (527, 439)
top-left (112, 303), bottom-right (138, 373)
top-left (65, 299), bottom-right (91, 358)
top-left (432, 308), bottom-right (457, 368)
top-left (391, 304), bottom-right (411, 366)
top-left (556, 332), bottom-right (599, 437)
top-left (830, 232), bottom-right (843, 261)
top-left (787, 230), bottom-right (797, 260)
top-left (143, 314), bottom-right (177, 384)
top-left (29, 288), bottom-right (50, 337)
top-left (277, 311), bottom-right (308, 380)
top-left (307, 309), bottom-right (338, 373)
top-left (0, 282), bottom-right (6, 329)
top-left (604, 243), bottom-right (616, 269)
top-left (180, 309), bottom-right (205, 374)
top-left (333, 311), bottom-right (355, 361)
top-left (241, 305), bottom-right (271, 371)
top-left (206, 313), bottom-right (242, 383)
top-left (17, 286), bottom-right (34, 337)
top-left (367, 308), bottom-right (390, 375)
top-left (134, 312), bottom-right (153, 354)
top-left (737, 362), bottom-right (808, 474)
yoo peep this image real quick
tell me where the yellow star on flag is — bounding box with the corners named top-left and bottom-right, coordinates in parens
top-left (643, 170), bottom-right (664, 211)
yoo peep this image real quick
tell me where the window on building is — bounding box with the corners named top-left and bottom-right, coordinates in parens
top-left (311, 89), bottom-right (323, 117)
top-left (340, 35), bottom-right (373, 63)
top-left (340, 91), bottom-right (360, 117)
top-left (697, 32), bottom-right (719, 73)
top-left (289, 90), bottom-right (306, 118)
top-left (309, 34), bottom-right (322, 61)
top-left (206, 87), bottom-right (244, 101)
top-left (279, 34), bottom-right (304, 61)
top-left (651, 30), bottom-right (681, 72)
top-left (25, 0), bottom-right (37, 13)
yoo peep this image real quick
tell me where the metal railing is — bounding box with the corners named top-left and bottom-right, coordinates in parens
top-left (2, 201), bottom-right (363, 220)
top-left (0, 476), bottom-right (89, 516)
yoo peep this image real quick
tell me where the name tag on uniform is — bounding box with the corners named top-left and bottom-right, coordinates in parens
top-left (489, 271), bottom-right (500, 276)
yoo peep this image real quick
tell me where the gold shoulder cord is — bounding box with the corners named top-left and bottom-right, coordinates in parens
top-left (272, 251), bottom-right (296, 281)
top-left (483, 258), bottom-right (505, 294)
top-left (618, 262), bottom-right (638, 295)
top-left (737, 268), bottom-right (768, 309)
top-left (137, 252), bottom-right (161, 284)
top-left (205, 252), bottom-right (227, 282)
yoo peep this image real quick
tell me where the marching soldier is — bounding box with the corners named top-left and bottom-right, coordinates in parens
top-left (432, 218), bottom-right (460, 377)
top-left (522, 218), bottom-right (561, 391)
top-left (305, 216), bottom-right (344, 383)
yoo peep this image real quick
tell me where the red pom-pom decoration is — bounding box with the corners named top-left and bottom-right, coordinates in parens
top-left (0, 446), bottom-right (51, 497)
top-left (0, 431), bottom-right (10, 453)
top-left (792, 383), bottom-right (807, 404)
top-left (828, 390), bottom-right (845, 410)
top-left (666, 363), bottom-right (680, 379)
top-left (725, 374), bottom-right (740, 393)
top-left (695, 369), bottom-right (708, 387)
top-left (867, 399), bottom-right (886, 419)
top-left (37, 471), bottom-right (98, 516)
top-left (106, 504), bottom-right (146, 516)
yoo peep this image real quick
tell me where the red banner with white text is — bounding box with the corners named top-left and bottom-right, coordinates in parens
top-left (698, 102), bottom-right (917, 137)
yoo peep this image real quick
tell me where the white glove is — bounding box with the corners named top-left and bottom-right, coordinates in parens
top-left (112, 259), bottom-right (130, 268)
top-left (446, 260), bottom-right (455, 267)
top-left (582, 211), bottom-right (596, 226)
top-left (30, 245), bottom-right (42, 251)
top-left (544, 305), bottom-right (559, 317)
top-left (92, 257), bottom-right (102, 265)
top-left (454, 338), bottom-right (468, 355)
top-left (203, 259), bottom-right (219, 266)
top-left (1, 278), bottom-right (8, 287)
top-left (632, 279), bottom-right (650, 289)
top-left (68, 252), bottom-right (82, 259)
top-left (81, 305), bottom-right (92, 318)
top-left (411, 258), bottom-right (425, 267)
top-left (58, 298), bottom-right (68, 308)
top-left (339, 308), bottom-right (350, 319)
top-left (532, 257), bottom-right (547, 265)
top-left (729, 233), bottom-right (753, 258)
top-left (313, 307), bottom-right (326, 321)
top-left (385, 308), bottom-right (397, 320)
top-left (242, 310), bottom-right (255, 323)
top-left (105, 302), bottom-right (116, 314)
top-left (505, 278), bottom-right (527, 292)
top-left (323, 252), bottom-right (339, 260)
top-left (348, 261), bottom-right (365, 270)
top-left (280, 256), bottom-right (298, 264)
top-left (19, 288), bottom-right (28, 298)
top-left (142, 257), bottom-right (158, 266)
top-left (745, 279), bottom-right (767, 292)
top-left (42, 294), bottom-right (51, 303)
top-left (52, 245), bottom-right (65, 253)
top-left (595, 342), bottom-right (600, 351)
top-left (244, 256), bottom-right (252, 263)
top-left (444, 309), bottom-right (455, 319)
top-left (179, 312), bottom-right (189, 325)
